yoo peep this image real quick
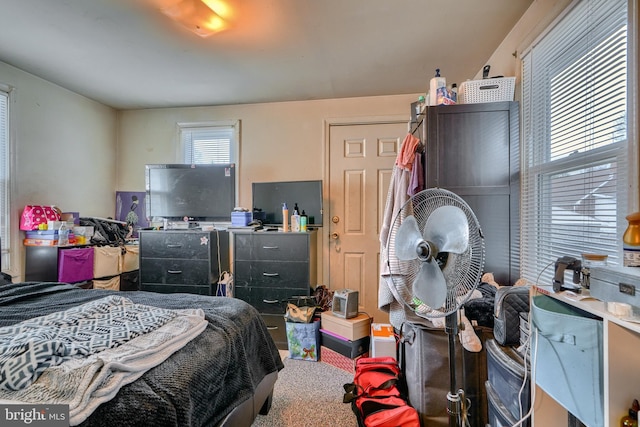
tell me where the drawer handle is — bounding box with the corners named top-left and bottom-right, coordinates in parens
top-left (167, 270), bottom-right (183, 274)
top-left (263, 272), bottom-right (279, 277)
top-left (266, 326), bottom-right (278, 330)
top-left (166, 244), bottom-right (183, 248)
top-left (262, 246), bottom-right (279, 249)
top-left (263, 299), bottom-right (280, 304)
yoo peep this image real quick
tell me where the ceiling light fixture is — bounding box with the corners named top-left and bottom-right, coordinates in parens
top-left (161, 0), bottom-right (228, 38)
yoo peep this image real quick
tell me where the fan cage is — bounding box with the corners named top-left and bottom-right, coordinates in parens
top-left (386, 188), bottom-right (485, 318)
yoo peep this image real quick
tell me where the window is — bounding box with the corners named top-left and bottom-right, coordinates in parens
top-left (0, 86), bottom-right (10, 271)
top-left (520, 0), bottom-right (629, 283)
top-left (178, 121), bottom-right (239, 164)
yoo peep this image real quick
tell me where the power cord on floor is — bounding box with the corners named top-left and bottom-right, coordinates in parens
top-left (510, 261), bottom-right (553, 427)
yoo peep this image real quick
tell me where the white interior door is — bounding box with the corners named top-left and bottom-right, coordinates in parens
top-left (328, 121), bottom-right (407, 323)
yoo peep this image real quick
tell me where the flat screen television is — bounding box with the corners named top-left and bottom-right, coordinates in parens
top-left (252, 180), bottom-right (323, 227)
top-left (145, 164), bottom-right (236, 222)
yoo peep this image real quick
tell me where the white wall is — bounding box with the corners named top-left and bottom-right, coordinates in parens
top-left (116, 94), bottom-right (419, 286)
top-left (0, 62), bottom-right (117, 280)
top-left (472, 0), bottom-right (573, 81)
top-left (117, 95), bottom-right (417, 203)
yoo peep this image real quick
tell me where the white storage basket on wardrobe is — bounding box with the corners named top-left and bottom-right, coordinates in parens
top-left (458, 77), bottom-right (515, 104)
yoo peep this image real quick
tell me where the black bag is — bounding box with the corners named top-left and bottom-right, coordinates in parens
top-left (79, 217), bottom-right (128, 247)
top-left (493, 286), bottom-right (530, 346)
top-left (399, 321), bottom-right (490, 427)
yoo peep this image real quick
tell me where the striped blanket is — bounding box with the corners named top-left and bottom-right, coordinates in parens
top-left (0, 282), bottom-right (283, 427)
top-left (0, 295), bottom-right (207, 425)
top-left (0, 295), bottom-right (181, 391)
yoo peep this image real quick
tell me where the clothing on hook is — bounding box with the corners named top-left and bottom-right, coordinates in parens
top-left (396, 133), bottom-right (420, 170)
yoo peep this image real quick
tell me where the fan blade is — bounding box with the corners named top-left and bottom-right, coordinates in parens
top-left (413, 259), bottom-right (447, 309)
top-left (395, 215), bottom-right (424, 260)
top-left (423, 205), bottom-right (469, 254)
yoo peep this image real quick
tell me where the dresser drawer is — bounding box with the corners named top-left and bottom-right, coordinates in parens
top-left (234, 260), bottom-right (309, 289)
top-left (141, 283), bottom-right (211, 295)
top-left (140, 231), bottom-right (211, 260)
top-left (235, 287), bottom-right (307, 314)
top-left (234, 233), bottom-right (309, 262)
top-left (261, 314), bottom-right (287, 350)
top-left (139, 258), bottom-right (211, 285)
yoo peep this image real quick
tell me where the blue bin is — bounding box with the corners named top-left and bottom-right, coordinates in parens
top-left (530, 295), bottom-right (603, 427)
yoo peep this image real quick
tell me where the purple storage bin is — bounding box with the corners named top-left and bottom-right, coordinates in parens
top-left (58, 247), bottom-right (94, 283)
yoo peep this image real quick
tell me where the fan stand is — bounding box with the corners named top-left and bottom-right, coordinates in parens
top-left (445, 312), bottom-right (468, 427)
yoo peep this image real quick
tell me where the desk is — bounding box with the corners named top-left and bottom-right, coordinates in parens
top-left (531, 285), bottom-right (640, 426)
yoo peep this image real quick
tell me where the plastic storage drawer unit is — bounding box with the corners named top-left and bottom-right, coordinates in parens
top-left (486, 380), bottom-right (518, 427)
top-left (486, 338), bottom-right (530, 424)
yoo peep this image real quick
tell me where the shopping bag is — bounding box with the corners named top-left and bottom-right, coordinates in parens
top-left (286, 318), bottom-right (320, 361)
top-left (284, 302), bottom-right (316, 323)
top-left (20, 205), bottom-right (61, 230)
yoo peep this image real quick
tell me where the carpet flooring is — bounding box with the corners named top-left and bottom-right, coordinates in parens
top-left (251, 350), bottom-right (357, 426)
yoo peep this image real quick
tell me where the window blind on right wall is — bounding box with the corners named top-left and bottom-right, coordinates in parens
top-left (520, 0), bottom-right (629, 284)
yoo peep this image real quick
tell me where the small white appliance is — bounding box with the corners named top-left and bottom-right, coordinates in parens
top-left (332, 289), bottom-right (359, 319)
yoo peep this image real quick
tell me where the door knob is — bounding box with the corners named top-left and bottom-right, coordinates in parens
top-left (331, 232), bottom-right (339, 240)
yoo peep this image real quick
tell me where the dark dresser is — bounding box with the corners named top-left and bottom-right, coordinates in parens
top-left (139, 229), bottom-right (229, 295)
top-left (416, 101), bottom-right (520, 285)
top-left (233, 230), bottom-right (318, 349)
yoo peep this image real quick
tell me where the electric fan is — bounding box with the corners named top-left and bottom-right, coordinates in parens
top-left (386, 188), bottom-right (484, 427)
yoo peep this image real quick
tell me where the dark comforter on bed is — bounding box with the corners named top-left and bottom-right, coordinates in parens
top-left (0, 282), bottom-right (284, 427)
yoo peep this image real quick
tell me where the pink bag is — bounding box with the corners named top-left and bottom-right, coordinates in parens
top-left (20, 205), bottom-right (61, 230)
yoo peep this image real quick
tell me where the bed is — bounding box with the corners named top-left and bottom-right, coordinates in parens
top-left (0, 281), bottom-right (284, 427)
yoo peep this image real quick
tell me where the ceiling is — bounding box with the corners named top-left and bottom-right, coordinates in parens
top-left (0, 0), bottom-right (533, 110)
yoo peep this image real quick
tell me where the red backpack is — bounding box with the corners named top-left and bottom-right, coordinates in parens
top-left (343, 357), bottom-right (420, 427)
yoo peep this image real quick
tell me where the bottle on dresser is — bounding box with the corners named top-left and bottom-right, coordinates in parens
top-left (282, 203), bottom-right (289, 232)
top-left (291, 203), bottom-right (300, 232)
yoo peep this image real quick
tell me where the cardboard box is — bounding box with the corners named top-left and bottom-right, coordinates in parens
top-left (320, 345), bottom-right (368, 373)
top-left (320, 311), bottom-right (371, 341)
top-left (320, 329), bottom-right (370, 358)
top-left (371, 323), bottom-right (396, 359)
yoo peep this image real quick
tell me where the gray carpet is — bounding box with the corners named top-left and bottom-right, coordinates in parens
top-left (251, 351), bottom-right (357, 426)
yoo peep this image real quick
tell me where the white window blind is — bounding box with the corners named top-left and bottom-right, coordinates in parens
top-left (180, 123), bottom-right (236, 164)
top-left (520, 0), bottom-right (628, 284)
top-left (0, 88), bottom-right (10, 271)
